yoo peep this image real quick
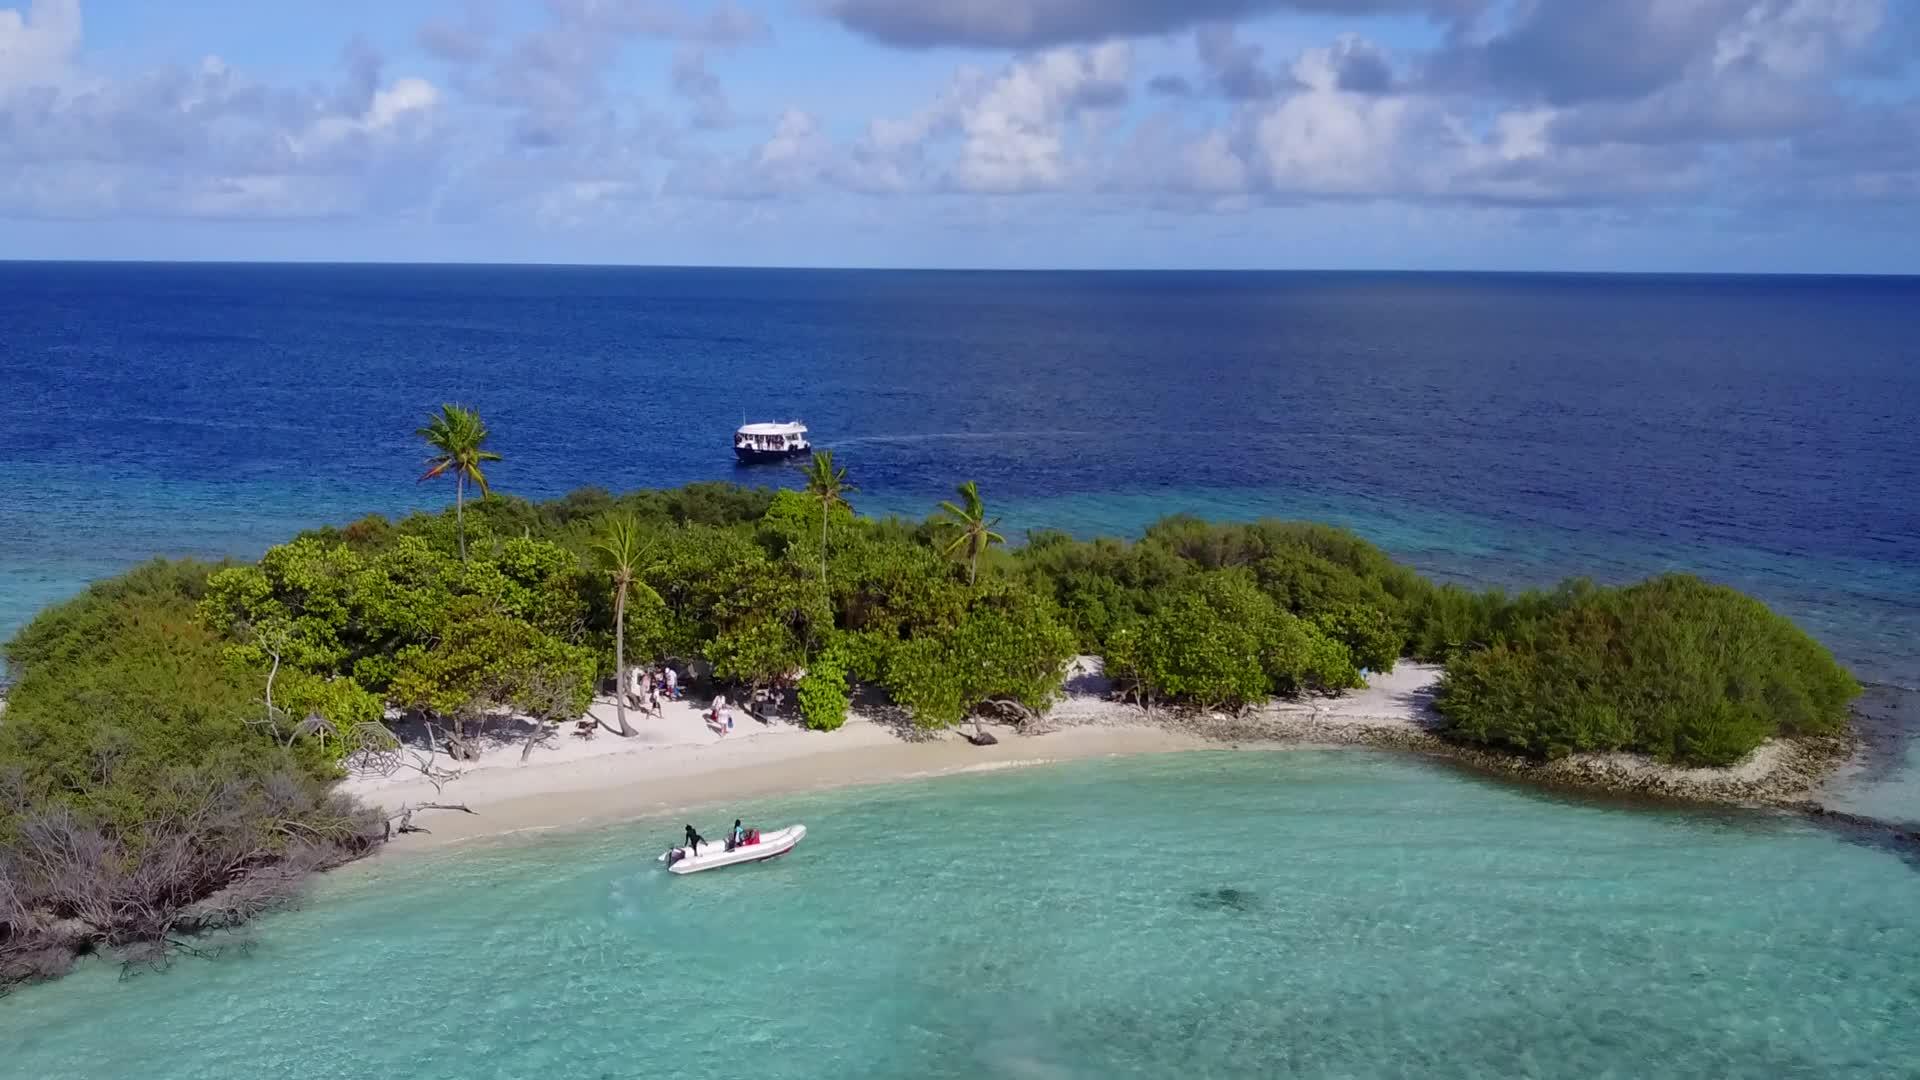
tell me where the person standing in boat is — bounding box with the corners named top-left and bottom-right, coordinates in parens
top-left (684, 824), bottom-right (706, 856)
top-left (728, 819), bottom-right (746, 851)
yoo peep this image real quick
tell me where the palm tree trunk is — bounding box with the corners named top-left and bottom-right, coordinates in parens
top-left (968, 547), bottom-right (978, 587)
top-left (612, 584), bottom-right (635, 737)
top-left (455, 471), bottom-right (467, 562)
top-left (820, 503), bottom-right (829, 585)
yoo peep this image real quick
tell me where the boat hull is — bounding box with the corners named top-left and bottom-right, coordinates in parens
top-left (734, 445), bottom-right (809, 464)
top-left (660, 825), bottom-right (806, 874)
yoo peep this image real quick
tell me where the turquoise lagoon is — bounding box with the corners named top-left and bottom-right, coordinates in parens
top-left (5, 751), bottom-right (1915, 1079)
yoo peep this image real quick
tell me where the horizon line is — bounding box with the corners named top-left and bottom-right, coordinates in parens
top-left (2, 258), bottom-right (1916, 279)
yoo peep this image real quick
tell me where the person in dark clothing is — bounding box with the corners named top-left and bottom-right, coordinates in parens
top-left (684, 824), bottom-right (705, 856)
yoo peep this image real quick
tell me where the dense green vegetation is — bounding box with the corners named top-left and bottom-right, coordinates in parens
top-left (0, 407), bottom-right (1864, 988)
top-left (0, 560), bottom-right (380, 987)
top-left (1433, 576), bottom-right (1860, 765)
top-left (5, 478), bottom-right (1856, 765)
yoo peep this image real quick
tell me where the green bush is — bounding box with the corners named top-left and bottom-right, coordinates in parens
top-left (5, 558), bottom-right (222, 673)
top-left (797, 646), bottom-right (851, 732)
top-left (1267, 612), bottom-right (1364, 695)
top-left (1309, 601), bottom-right (1402, 675)
top-left (1015, 530), bottom-right (1185, 650)
top-left (272, 669), bottom-right (388, 764)
top-left (1105, 571), bottom-right (1362, 709)
top-left (1435, 575), bottom-right (1860, 765)
top-left (1, 598), bottom-right (299, 808)
top-left (1106, 574), bottom-right (1272, 710)
top-left (1016, 518), bottom-right (1419, 673)
top-left (881, 585), bottom-right (1078, 729)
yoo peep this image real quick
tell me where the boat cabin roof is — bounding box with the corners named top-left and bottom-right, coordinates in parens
top-left (736, 421), bottom-right (807, 436)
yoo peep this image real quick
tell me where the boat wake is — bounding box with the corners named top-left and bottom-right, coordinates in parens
top-left (830, 430), bottom-right (1099, 447)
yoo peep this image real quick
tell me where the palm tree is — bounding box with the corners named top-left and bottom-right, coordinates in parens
top-left (591, 513), bottom-right (648, 738)
top-left (802, 450), bottom-right (855, 585)
top-left (935, 480), bottom-right (1005, 586)
top-left (417, 404), bottom-right (501, 562)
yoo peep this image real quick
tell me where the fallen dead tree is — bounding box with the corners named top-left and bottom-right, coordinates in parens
top-left (384, 802), bottom-right (476, 839)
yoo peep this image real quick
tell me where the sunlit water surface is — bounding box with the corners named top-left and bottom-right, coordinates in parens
top-left (4, 753), bottom-right (1916, 1079)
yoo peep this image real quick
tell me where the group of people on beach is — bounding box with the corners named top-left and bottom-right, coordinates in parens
top-left (623, 664), bottom-right (739, 737)
top-left (624, 664), bottom-right (681, 717)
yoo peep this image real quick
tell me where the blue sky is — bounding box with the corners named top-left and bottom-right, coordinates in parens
top-left (2, 0), bottom-right (1916, 271)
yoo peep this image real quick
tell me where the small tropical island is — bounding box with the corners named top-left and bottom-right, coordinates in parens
top-left (0, 405), bottom-right (1866, 991)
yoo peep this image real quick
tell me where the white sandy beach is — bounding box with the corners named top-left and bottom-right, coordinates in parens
top-left (345, 660), bottom-right (1445, 850)
top-left (344, 655), bottom-right (1846, 852)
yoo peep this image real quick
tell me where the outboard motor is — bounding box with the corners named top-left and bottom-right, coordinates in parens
top-left (665, 847), bottom-right (685, 868)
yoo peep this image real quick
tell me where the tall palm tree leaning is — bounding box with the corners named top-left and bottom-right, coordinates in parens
top-left (936, 480), bottom-right (1006, 586)
top-left (591, 513), bottom-right (648, 738)
top-left (802, 450), bottom-right (855, 585)
top-left (417, 403), bottom-right (501, 562)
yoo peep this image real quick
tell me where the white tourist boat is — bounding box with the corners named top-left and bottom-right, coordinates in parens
top-left (733, 420), bottom-right (810, 463)
top-left (658, 825), bottom-right (807, 874)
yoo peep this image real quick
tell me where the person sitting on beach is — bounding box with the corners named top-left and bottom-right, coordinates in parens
top-left (683, 824), bottom-right (705, 856)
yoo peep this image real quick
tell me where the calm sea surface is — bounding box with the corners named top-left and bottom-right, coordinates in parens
top-left (2, 266), bottom-right (1918, 1072)
top-left (4, 753), bottom-right (1917, 1079)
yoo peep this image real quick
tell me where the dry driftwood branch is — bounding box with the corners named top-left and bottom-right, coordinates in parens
top-left (342, 721), bottom-right (404, 776)
top-left (383, 801), bottom-right (476, 839)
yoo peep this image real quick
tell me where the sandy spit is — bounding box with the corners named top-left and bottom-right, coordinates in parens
top-left (343, 661), bottom-right (1850, 852)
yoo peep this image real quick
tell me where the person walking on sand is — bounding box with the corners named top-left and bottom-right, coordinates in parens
top-left (664, 665), bottom-right (679, 700)
top-left (708, 693), bottom-right (729, 736)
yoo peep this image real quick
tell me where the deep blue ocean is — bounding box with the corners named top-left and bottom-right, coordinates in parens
top-left (2, 263), bottom-right (1917, 810)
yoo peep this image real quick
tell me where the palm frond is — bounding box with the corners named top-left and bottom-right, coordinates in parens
top-left (804, 450), bottom-right (856, 501)
top-left (590, 514), bottom-right (648, 578)
top-left (958, 480), bottom-right (985, 518)
top-left (417, 403), bottom-right (501, 495)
